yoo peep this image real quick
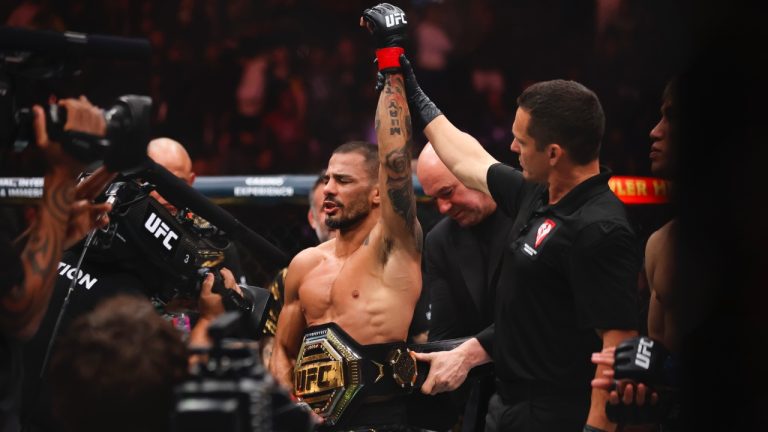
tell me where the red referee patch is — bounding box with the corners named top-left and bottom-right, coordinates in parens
top-left (535, 219), bottom-right (556, 248)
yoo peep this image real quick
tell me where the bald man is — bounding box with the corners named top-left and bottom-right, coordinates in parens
top-left (147, 137), bottom-right (196, 215)
top-left (414, 143), bottom-right (514, 431)
top-left (147, 137), bottom-right (247, 287)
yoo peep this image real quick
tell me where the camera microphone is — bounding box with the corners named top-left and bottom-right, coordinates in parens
top-left (0, 26), bottom-right (151, 61)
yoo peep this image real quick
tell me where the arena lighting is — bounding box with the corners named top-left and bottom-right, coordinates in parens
top-left (608, 176), bottom-right (670, 205)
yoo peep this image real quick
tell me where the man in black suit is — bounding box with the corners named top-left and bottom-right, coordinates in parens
top-left (414, 143), bottom-right (513, 431)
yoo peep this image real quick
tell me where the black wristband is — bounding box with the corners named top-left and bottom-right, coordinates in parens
top-left (399, 54), bottom-right (442, 128)
top-left (583, 425), bottom-right (608, 432)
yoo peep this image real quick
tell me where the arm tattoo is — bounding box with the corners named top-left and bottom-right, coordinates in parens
top-left (375, 73), bottom-right (419, 248)
top-left (25, 178), bottom-right (71, 281)
top-left (385, 148), bottom-right (415, 226)
top-left (388, 100), bottom-right (402, 136)
top-left (1, 175), bottom-right (74, 334)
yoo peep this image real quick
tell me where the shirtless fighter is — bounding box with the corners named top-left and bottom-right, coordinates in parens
top-left (269, 4), bottom-right (422, 430)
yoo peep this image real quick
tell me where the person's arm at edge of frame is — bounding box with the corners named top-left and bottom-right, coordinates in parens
top-left (0, 98), bottom-right (107, 341)
top-left (400, 55), bottom-right (498, 196)
top-left (586, 328), bottom-right (638, 431)
top-left (268, 252), bottom-right (310, 391)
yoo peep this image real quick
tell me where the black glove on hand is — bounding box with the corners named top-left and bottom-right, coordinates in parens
top-left (606, 336), bottom-right (680, 425)
top-left (362, 2), bottom-right (407, 72)
top-left (613, 336), bottom-right (671, 387)
top-left (399, 54), bottom-right (442, 128)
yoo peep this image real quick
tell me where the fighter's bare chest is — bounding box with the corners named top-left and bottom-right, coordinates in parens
top-left (299, 255), bottom-right (374, 307)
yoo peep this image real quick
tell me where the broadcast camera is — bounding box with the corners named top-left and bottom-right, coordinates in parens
top-left (172, 312), bottom-right (315, 432)
top-left (0, 26), bottom-right (152, 170)
top-left (84, 174), bottom-right (274, 336)
top-left (1, 26), bottom-right (285, 333)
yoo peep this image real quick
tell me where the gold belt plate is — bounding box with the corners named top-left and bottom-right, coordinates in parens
top-left (293, 326), bottom-right (364, 426)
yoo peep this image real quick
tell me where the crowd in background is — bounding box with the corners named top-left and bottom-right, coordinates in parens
top-left (2, 0), bottom-right (689, 177)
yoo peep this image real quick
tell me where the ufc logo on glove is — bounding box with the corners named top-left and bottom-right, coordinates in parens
top-left (634, 337), bottom-right (654, 369)
top-left (385, 13), bottom-right (407, 27)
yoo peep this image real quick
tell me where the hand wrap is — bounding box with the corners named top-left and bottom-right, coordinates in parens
top-left (362, 3), bottom-right (408, 73)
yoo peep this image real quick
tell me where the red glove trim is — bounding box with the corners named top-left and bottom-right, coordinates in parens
top-left (375, 47), bottom-right (404, 71)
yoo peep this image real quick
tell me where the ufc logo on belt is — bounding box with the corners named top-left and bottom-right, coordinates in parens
top-left (385, 13), bottom-right (407, 27)
top-left (294, 361), bottom-right (343, 395)
top-left (144, 212), bottom-right (179, 251)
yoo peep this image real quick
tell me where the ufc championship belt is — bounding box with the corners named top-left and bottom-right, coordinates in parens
top-left (293, 323), bottom-right (418, 426)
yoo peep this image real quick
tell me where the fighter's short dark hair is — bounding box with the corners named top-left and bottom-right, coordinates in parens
top-left (332, 141), bottom-right (379, 181)
top-left (517, 80), bottom-right (605, 165)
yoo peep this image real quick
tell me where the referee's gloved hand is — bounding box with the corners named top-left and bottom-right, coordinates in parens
top-left (361, 3), bottom-right (408, 73)
top-left (400, 54), bottom-right (442, 128)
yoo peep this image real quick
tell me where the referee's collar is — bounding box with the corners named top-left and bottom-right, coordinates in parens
top-left (540, 166), bottom-right (613, 216)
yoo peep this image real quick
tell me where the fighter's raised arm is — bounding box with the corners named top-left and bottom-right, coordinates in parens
top-left (376, 73), bottom-right (421, 250)
top-left (362, 3), bottom-right (421, 253)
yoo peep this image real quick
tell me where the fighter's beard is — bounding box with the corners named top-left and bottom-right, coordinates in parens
top-left (325, 207), bottom-right (370, 231)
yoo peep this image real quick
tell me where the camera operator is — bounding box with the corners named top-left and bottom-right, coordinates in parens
top-left (1, 97), bottom-right (114, 432)
top-left (19, 136), bottom-right (247, 432)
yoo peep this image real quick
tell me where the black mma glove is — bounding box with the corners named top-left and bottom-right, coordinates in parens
top-left (607, 336), bottom-right (679, 425)
top-left (361, 2), bottom-right (408, 73)
top-left (399, 54), bottom-right (442, 128)
top-left (613, 336), bottom-right (671, 386)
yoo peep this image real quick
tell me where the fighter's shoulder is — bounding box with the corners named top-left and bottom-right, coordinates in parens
top-left (646, 219), bottom-right (676, 255)
top-left (288, 242), bottom-right (332, 274)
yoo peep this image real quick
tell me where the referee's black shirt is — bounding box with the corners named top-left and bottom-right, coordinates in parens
top-left (486, 163), bottom-right (639, 388)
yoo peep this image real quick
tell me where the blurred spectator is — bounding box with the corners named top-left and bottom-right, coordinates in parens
top-left (49, 295), bottom-right (188, 432)
top-left (414, 5), bottom-right (454, 72)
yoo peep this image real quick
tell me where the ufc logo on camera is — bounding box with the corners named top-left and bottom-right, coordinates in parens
top-left (144, 210), bottom-right (179, 254)
top-left (385, 13), bottom-right (407, 27)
